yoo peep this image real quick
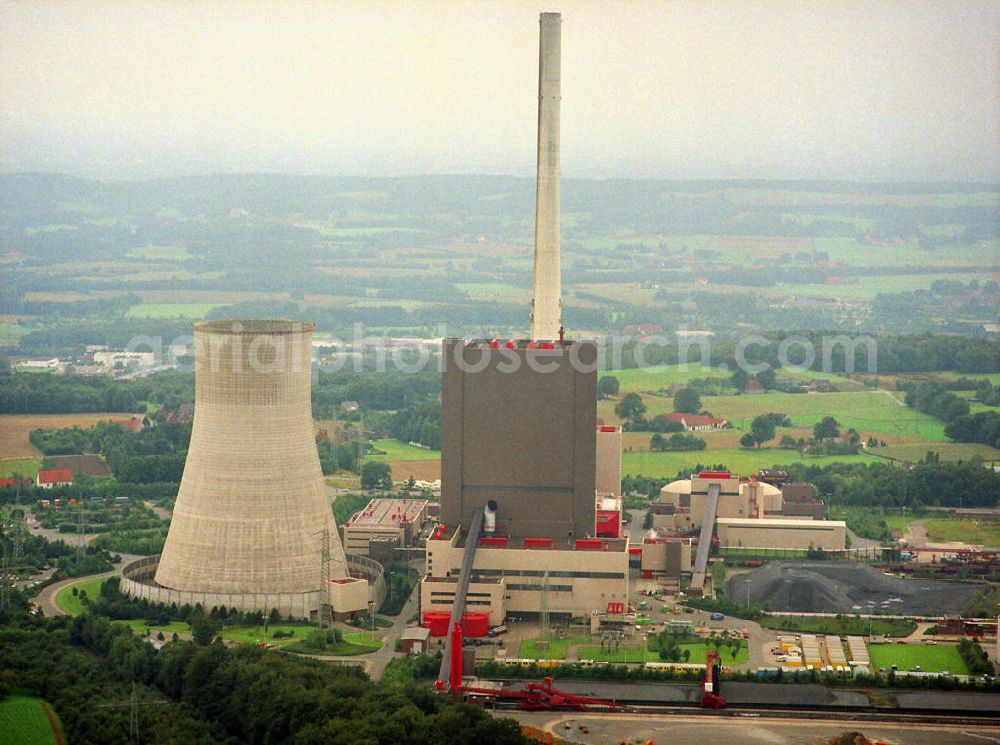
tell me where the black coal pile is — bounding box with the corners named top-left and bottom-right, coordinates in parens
top-left (727, 561), bottom-right (980, 615)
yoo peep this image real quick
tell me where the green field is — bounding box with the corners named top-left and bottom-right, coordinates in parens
top-left (456, 282), bottom-right (525, 299)
top-left (923, 518), bottom-right (1000, 547)
top-left (518, 636), bottom-right (591, 660)
top-left (285, 629), bottom-right (383, 656)
top-left (876, 442), bottom-right (1000, 464)
top-left (576, 640), bottom-right (747, 665)
top-left (868, 643), bottom-right (968, 674)
top-left (606, 364), bottom-right (723, 392)
top-left (124, 302), bottom-right (224, 319)
top-left (0, 694), bottom-right (63, 745)
top-left (0, 322), bottom-right (30, 347)
top-left (622, 448), bottom-right (877, 478)
top-left (55, 574), bottom-right (115, 615)
top-left (0, 457), bottom-right (41, 478)
top-left (703, 391), bottom-right (947, 442)
top-left (369, 439), bottom-right (441, 461)
top-left (127, 244), bottom-right (196, 260)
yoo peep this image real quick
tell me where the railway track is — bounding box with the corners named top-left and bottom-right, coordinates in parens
top-left (488, 699), bottom-right (1000, 726)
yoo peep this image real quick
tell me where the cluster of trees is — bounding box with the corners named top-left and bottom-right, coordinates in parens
top-left (0, 371), bottom-right (142, 414)
top-left (30, 419), bottom-right (191, 484)
top-left (597, 375), bottom-right (620, 399)
top-left (958, 638), bottom-right (993, 676)
top-left (902, 381), bottom-right (1000, 447)
top-left (360, 461), bottom-right (393, 491)
top-left (0, 369), bottom-right (195, 415)
top-left (312, 369), bottom-right (439, 419)
top-left (784, 460), bottom-right (1000, 510)
top-left (0, 608), bottom-right (526, 745)
top-left (317, 439), bottom-right (359, 475)
top-left (738, 412), bottom-right (792, 449)
top-left (603, 334), bottom-right (1000, 376)
top-left (389, 401), bottom-right (441, 450)
top-left (650, 432), bottom-right (706, 451)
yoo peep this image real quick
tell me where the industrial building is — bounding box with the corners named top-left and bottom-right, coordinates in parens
top-left (650, 473), bottom-right (845, 551)
top-left (343, 497), bottom-right (429, 556)
top-left (440, 337), bottom-right (598, 541)
top-left (421, 14), bottom-right (631, 659)
top-left (122, 319), bottom-right (377, 620)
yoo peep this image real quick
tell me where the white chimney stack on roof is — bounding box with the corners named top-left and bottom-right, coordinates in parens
top-left (530, 11), bottom-right (562, 340)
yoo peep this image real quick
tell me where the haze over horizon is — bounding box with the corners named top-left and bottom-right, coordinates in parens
top-left (1, 0), bottom-right (998, 183)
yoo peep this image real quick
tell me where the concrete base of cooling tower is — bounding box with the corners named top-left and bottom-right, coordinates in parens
top-left (122, 554), bottom-right (383, 620)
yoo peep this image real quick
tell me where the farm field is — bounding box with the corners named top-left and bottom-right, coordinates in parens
top-left (875, 442), bottom-right (1000, 464)
top-left (0, 412), bottom-right (137, 459)
top-left (124, 302), bottom-right (224, 318)
top-left (0, 694), bottom-right (63, 745)
top-left (922, 519), bottom-right (1000, 547)
top-left (387, 459), bottom-right (441, 482)
top-left (0, 457), bottom-right (42, 478)
top-left (126, 244), bottom-right (197, 260)
top-left (867, 642), bottom-right (968, 674)
top-left (621, 448), bottom-right (877, 479)
top-left (369, 438), bottom-right (440, 461)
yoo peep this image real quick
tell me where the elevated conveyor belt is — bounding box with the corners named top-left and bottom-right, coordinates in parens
top-left (689, 482), bottom-right (720, 594)
top-left (439, 507), bottom-right (484, 687)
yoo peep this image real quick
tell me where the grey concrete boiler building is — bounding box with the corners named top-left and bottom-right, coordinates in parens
top-left (122, 319), bottom-right (374, 619)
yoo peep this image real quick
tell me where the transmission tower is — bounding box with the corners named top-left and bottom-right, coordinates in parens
top-left (357, 417), bottom-right (366, 470)
top-left (317, 526), bottom-right (331, 628)
top-left (11, 490), bottom-right (26, 565)
top-left (77, 497), bottom-right (85, 561)
top-left (537, 570), bottom-right (551, 649)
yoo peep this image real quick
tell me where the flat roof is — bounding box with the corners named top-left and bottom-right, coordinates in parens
top-left (350, 498), bottom-right (428, 528)
top-left (717, 518), bottom-right (846, 528)
top-left (401, 626), bottom-right (431, 641)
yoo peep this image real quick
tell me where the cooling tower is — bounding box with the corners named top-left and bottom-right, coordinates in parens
top-left (154, 319), bottom-right (349, 601)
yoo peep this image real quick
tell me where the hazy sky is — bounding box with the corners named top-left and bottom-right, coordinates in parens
top-left (2, 0), bottom-right (998, 181)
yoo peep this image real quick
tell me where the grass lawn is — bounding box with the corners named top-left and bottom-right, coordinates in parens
top-left (285, 630), bottom-right (382, 656)
top-left (221, 624), bottom-right (317, 649)
top-left (760, 616), bottom-right (915, 638)
top-left (923, 518), bottom-right (1000, 547)
top-left (876, 443), bottom-right (1000, 464)
top-left (519, 636), bottom-right (591, 660)
top-left (55, 575), bottom-right (116, 615)
top-left (124, 302), bottom-right (224, 319)
top-left (369, 439), bottom-right (440, 461)
top-left (868, 643), bottom-right (968, 674)
top-left (0, 457), bottom-right (41, 478)
top-left (123, 620), bottom-right (190, 636)
top-left (577, 641), bottom-right (747, 665)
top-left (0, 694), bottom-right (63, 745)
top-left (621, 448), bottom-right (877, 478)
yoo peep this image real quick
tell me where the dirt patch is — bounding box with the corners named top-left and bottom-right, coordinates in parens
top-left (388, 459), bottom-right (440, 481)
top-left (46, 454), bottom-right (112, 476)
top-left (0, 413), bottom-right (136, 458)
top-left (730, 561), bottom-right (981, 615)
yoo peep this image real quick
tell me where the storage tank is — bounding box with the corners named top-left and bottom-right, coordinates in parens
top-left (149, 320), bottom-right (351, 612)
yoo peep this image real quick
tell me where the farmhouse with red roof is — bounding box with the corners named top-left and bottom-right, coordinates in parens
top-left (36, 469), bottom-right (73, 489)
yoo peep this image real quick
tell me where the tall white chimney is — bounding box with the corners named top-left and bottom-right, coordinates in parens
top-left (530, 12), bottom-right (562, 340)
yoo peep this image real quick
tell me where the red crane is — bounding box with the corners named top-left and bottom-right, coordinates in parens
top-left (462, 677), bottom-right (618, 712)
top-left (700, 650), bottom-right (726, 709)
top-left (438, 622), bottom-right (617, 712)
